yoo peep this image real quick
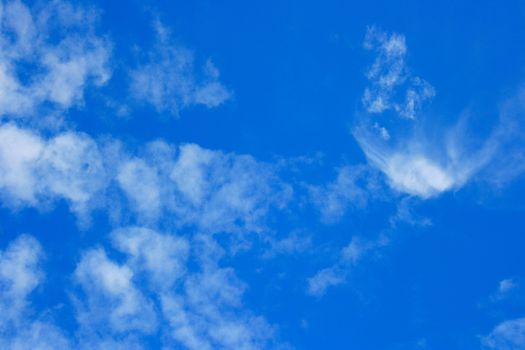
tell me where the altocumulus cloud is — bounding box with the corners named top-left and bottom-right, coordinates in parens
top-left (1, 0), bottom-right (524, 348)
top-left (0, 228), bottom-right (287, 349)
top-left (0, 1), bottom-right (292, 348)
top-left (0, 122), bottom-right (291, 232)
top-left (0, 0), bottom-right (110, 121)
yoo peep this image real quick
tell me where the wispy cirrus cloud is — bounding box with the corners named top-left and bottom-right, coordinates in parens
top-left (308, 165), bottom-right (381, 223)
top-left (307, 235), bottom-right (387, 297)
top-left (354, 27), bottom-right (525, 199)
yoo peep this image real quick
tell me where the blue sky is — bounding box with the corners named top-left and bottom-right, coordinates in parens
top-left (0, 1), bottom-right (525, 349)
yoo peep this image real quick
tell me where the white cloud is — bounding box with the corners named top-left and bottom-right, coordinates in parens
top-left (356, 140), bottom-right (457, 198)
top-left (0, 0), bottom-right (111, 119)
top-left (481, 88), bottom-right (525, 187)
top-left (0, 234), bottom-right (72, 350)
top-left (0, 123), bottom-right (290, 234)
top-left (159, 233), bottom-right (278, 350)
top-left (309, 165), bottom-right (378, 223)
top-left (129, 22), bottom-right (231, 115)
top-left (307, 266), bottom-right (346, 297)
top-left (38, 132), bottom-right (107, 215)
top-left (0, 124), bottom-right (43, 204)
top-left (498, 279), bottom-right (518, 295)
top-left (1, 322), bottom-right (72, 350)
top-left (489, 279), bottom-right (519, 303)
top-left (389, 197), bottom-right (432, 227)
top-left (362, 26), bottom-right (434, 119)
top-left (307, 236), bottom-right (387, 297)
top-left (117, 142), bottom-right (292, 234)
top-left (482, 318), bottom-right (525, 350)
top-left (116, 158), bottom-right (161, 221)
top-left (0, 234), bottom-right (43, 322)
top-left (110, 226), bottom-right (189, 290)
top-left (354, 27), bottom-right (519, 199)
top-left (70, 228), bottom-right (282, 349)
top-left (0, 123), bottom-right (107, 216)
top-left (73, 248), bottom-right (158, 335)
top-left (262, 230), bottom-right (312, 258)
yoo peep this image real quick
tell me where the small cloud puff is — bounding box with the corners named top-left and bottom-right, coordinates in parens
top-left (307, 235), bottom-right (387, 297)
top-left (129, 21), bottom-right (231, 116)
top-left (482, 317), bottom-right (525, 350)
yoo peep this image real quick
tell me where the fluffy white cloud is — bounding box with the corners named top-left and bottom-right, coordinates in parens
top-left (130, 22), bottom-right (231, 115)
top-left (0, 234), bottom-right (43, 322)
top-left (0, 123), bottom-right (290, 234)
top-left (116, 142), bottom-right (291, 234)
top-left (0, 234), bottom-right (72, 350)
top-left (0, 0), bottom-right (111, 119)
top-left (160, 233), bottom-right (277, 350)
top-left (0, 123), bottom-right (107, 215)
top-left (307, 266), bottom-right (346, 297)
top-left (73, 248), bottom-right (158, 335)
top-left (38, 132), bottom-right (107, 214)
top-left (116, 158), bottom-right (161, 221)
top-left (0, 124), bottom-right (43, 204)
top-left (71, 227), bottom-right (281, 350)
top-left (482, 318), bottom-right (525, 350)
top-left (111, 226), bottom-right (189, 290)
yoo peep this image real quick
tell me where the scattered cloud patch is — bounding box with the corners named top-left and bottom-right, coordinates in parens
top-left (0, 229), bottom-right (287, 349)
top-left (0, 234), bottom-right (72, 350)
top-left (309, 165), bottom-right (379, 223)
top-left (307, 236), bottom-right (387, 297)
top-left (0, 123), bottom-right (291, 233)
top-left (116, 142), bottom-right (292, 234)
top-left (0, 0), bottom-right (111, 120)
top-left (129, 21), bottom-right (231, 116)
top-left (0, 123), bottom-right (107, 218)
top-left (73, 248), bottom-right (158, 335)
top-left (482, 318), bottom-right (525, 350)
top-left (362, 26), bottom-right (434, 120)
